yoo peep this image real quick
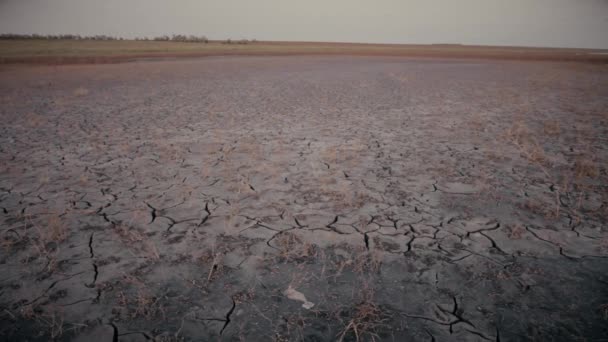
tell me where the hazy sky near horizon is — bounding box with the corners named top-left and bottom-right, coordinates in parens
top-left (0, 0), bottom-right (607, 48)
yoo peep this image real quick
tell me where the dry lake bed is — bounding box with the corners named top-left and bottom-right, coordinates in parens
top-left (1, 56), bottom-right (607, 341)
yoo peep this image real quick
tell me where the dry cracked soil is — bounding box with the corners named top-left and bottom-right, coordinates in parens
top-left (1, 56), bottom-right (607, 341)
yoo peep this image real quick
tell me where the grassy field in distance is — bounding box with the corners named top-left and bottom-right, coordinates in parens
top-left (1, 39), bottom-right (608, 64)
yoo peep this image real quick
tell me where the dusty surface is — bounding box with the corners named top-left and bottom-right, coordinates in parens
top-left (1, 56), bottom-right (607, 341)
top-left (2, 40), bottom-right (608, 65)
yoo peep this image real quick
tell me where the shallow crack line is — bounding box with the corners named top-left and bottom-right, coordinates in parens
top-left (448, 254), bottom-right (473, 263)
top-left (572, 228), bottom-right (601, 241)
top-left (163, 198), bottom-right (187, 211)
top-left (238, 214), bottom-right (258, 221)
top-left (464, 329), bottom-right (493, 341)
top-left (97, 208), bottom-right (114, 223)
top-left (425, 329), bottom-right (437, 342)
top-left (144, 202), bottom-right (157, 224)
top-left (479, 232), bottom-right (507, 255)
top-left (207, 178), bottom-right (221, 187)
top-left (400, 313), bottom-right (450, 326)
top-left (459, 248), bottom-right (504, 266)
top-left (86, 264), bottom-right (99, 288)
top-left (465, 222), bottom-right (500, 237)
top-left (255, 222), bottom-right (283, 232)
top-left (449, 296), bottom-right (476, 330)
top-left (409, 224), bottom-right (419, 235)
top-left (432, 227), bottom-right (444, 240)
top-left (294, 217), bottom-right (307, 228)
top-left (164, 217), bottom-right (199, 233)
top-left (387, 216), bottom-right (399, 230)
top-left (266, 227), bottom-right (297, 249)
top-left (524, 226), bottom-right (555, 246)
top-left (20, 271), bottom-right (87, 307)
top-left (198, 202), bottom-right (211, 227)
top-left (162, 216), bottom-right (177, 232)
top-left (194, 317), bottom-right (227, 322)
top-left (525, 226), bottom-right (576, 260)
top-left (237, 222), bottom-right (267, 234)
top-left (364, 233), bottom-right (370, 250)
top-left (325, 225), bottom-right (357, 236)
top-left (567, 214), bottom-right (584, 237)
top-left (59, 297), bottom-right (97, 307)
top-left (404, 235), bottom-right (416, 254)
top-left (118, 331), bottom-right (152, 340)
top-left (375, 230), bottom-right (406, 237)
top-left (434, 297), bottom-right (476, 334)
top-left (93, 288), bottom-right (102, 303)
top-left (109, 323), bottom-right (119, 342)
top-left (326, 215), bottom-right (339, 228)
top-left (88, 233), bottom-right (95, 258)
top-left (220, 299), bottom-right (236, 335)
top-left (559, 248), bottom-right (581, 261)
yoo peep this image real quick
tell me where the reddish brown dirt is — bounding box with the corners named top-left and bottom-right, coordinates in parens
top-left (1, 42), bottom-right (607, 65)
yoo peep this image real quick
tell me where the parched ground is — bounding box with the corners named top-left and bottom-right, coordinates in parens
top-left (0, 56), bottom-right (607, 341)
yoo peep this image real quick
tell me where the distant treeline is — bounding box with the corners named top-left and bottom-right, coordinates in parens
top-left (0, 33), bottom-right (255, 44)
top-left (0, 33), bottom-right (126, 41)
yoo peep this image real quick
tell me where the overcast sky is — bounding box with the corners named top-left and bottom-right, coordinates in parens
top-left (0, 0), bottom-right (607, 48)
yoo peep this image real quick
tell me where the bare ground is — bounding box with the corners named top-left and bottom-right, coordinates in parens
top-left (0, 56), bottom-right (607, 341)
top-left (1, 40), bottom-right (608, 65)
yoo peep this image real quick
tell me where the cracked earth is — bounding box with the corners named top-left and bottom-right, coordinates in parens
top-left (1, 56), bottom-right (607, 341)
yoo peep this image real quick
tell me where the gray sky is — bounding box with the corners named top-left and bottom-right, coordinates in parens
top-left (1, 0), bottom-right (607, 48)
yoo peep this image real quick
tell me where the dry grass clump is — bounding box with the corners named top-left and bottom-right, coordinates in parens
top-left (352, 249), bottom-right (382, 275)
top-left (73, 87), bottom-right (89, 96)
top-left (505, 118), bottom-right (604, 220)
top-left (335, 285), bottom-right (389, 342)
top-left (321, 146), bottom-right (339, 165)
top-left (1, 224), bottom-right (28, 251)
top-left (35, 307), bottom-right (67, 339)
top-left (14, 304), bottom-right (74, 339)
top-left (505, 121), bottom-right (548, 166)
top-left (117, 275), bottom-right (165, 320)
top-left (232, 288), bottom-right (256, 304)
top-left (573, 158), bottom-right (599, 180)
top-left (29, 214), bottom-right (68, 249)
top-left (44, 214), bottom-right (68, 242)
top-left (507, 224), bottom-right (525, 240)
top-left (551, 155), bottom-right (601, 218)
top-left (543, 120), bottom-right (561, 136)
top-left (331, 246), bottom-right (383, 278)
top-left (25, 112), bottom-right (47, 128)
top-left (19, 214), bottom-right (70, 273)
top-left (519, 199), bottom-right (562, 220)
top-left (469, 113), bottom-right (487, 131)
top-left (273, 232), bottom-right (317, 263)
top-left (334, 188), bottom-right (371, 210)
top-left (198, 248), bottom-right (224, 282)
top-left (112, 224), bottom-right (160, 260)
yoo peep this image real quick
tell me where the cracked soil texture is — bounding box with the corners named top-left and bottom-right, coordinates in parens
top-left (1, 56), bottom-right (607, 341)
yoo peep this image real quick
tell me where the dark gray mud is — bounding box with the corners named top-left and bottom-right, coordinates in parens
top-left (1, 56), bottom-right (607, 341)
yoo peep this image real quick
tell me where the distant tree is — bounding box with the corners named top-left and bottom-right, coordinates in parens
top-left (0, 33), bottom-right (211, 42)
